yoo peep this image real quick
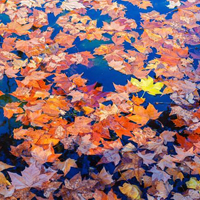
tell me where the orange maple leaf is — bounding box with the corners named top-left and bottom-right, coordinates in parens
top-left (127, 103), bottom-right (161, 125)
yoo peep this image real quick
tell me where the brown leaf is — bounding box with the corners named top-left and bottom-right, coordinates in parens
top-left (53, 158), bottom-right (77, 175)
top-left (9, 162), bottom-right (56, 189)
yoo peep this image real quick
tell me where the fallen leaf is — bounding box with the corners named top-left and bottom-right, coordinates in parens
top-left (131, 76), bottom-right (164, 95)
top-left (8, 162), bottom-right (56, 189)
top-left (186, 177), bottom-right (200, 190)
top-left (53, 158), bottom-right (77, 175)
top-left (61, 0), bottom-right (85, 11)
top-left (119, 183), bottom-right (141, 200)
top-left (0, 161), bottom-right (13, 172)
top-left (128, 103), bottom-right (161, 125)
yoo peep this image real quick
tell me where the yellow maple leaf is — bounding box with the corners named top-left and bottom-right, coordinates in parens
top-left (119, 183), bottom-right (141, 200)
top-left (0, 172), bottom-right (10, 186)
top-left (186, 177), bottom-right (200, 191)
top-left (0, 161), bottom-right (13, 186)
top-left (131, 76), bottom-right (164, 95)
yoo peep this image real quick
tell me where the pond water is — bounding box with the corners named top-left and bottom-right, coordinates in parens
top-left (0, 0), bottom-right (199, 199)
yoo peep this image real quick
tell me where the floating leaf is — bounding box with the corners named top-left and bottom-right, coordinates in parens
top-left (131, 76), bottom-right (164, 95)
top-left (127, 103), bottom-right (161, 125)
top-left (186, 177), bottom-right (200, 190)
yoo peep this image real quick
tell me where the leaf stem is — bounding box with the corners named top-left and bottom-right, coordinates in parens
top-left (141, 91), bottom-right (145, 98)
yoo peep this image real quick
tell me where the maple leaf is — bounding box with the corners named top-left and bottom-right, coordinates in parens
top-left (103, 21), bottom-right (126, 31)
top-left (155, 181), bottom-right (173, 199)
top-left (0, 184), bottom-right (14, 198)
top-left (2, 38), bottom-right (16, 51)
top-left (172, 193), bottom-right (191, 200)
top-left (143, 176), bottom-right (152, 188)
top-left (82, 106), bottom-right (94, 115)
top-left (94, 189), bottom-right (120, 200)
top-left (116, 153), bottom-right (145, 183)
top-left (98, 149), bottom-right (121, 166)
top-left (15, 38), bottom-right (45, 57)
top-left (186, 177), bottom-right (200, 190)
top-left (32, 10), bottom-right (48, 28)
top-left (187, 189), bottom-right (200, 199)
top-left (30, 145), bottom-right (61, 164)
top-left (53, 158), bottom-right (77, 176)
top-left (68, 90), bottom-right (84, 102)
top-left (131, 76), bottom-right (164, 95)
top-left (108, 115), bottom-right (138, 138)
top-left (22, 71), bottom-right (51, 85)
top-left (58, 173), bottom-right (97, 199)
top-left (121, 143), bottom-right (136, 153)
top-left (119, 183), bottom-right (141, 200)
top-left (8, 162), bottom-right (56, 189)
top-left (91, 167), bottom-right (113, 187)
top-left (185, 156), bottom-right (200, 175)
top-left (122, 0), bottom-right (152, 9)
top-left (116, 153), bottom-right (140, 172)
top-left (0, 165), bottom-right (13, 196)
top-left (173, 146), bottom-right (194, 161)
top-left (144, 29), bottom-right (162, 42)
top-left (67, 116), bottom-right (92, 135)
top-left (94, 103), bottom-right (119, 121)
top-left (149, 166), bottom-right (171, 183)
top-left (137, 151), bottom-right (156, 165)
top-left (166, 168), bottom-right (184, 181)
top-left (94, 190), bottom-right (108, 200)
top-left (77, 134), bottom-right (98, 155)
top-left (7, 21), bottom-right (33, 36)
top-left (118, 169), bottom-right (145, 184)
top-left (158, 155), bottom-right (178, 170)
top-left (3, 102), bottom-right (24, 119)
top-left (20, 0), bottom-right (45, 8)
top-left (132, 95), bottom-right (145, 106)
top-left (61, 0), bottom-right (85, 11)
top-left (54, 31), bottom-right (76, 48)
top-left (109, 190), bottom-right (121, 200)
top-left (0, 172), bottom-right (11, 186)
top-left (0, 161), bottom-right (13, 172)
top-left (127, 103), bottom-right (162, 125)
top-left (129, 127), bottom-right (156, 146)
top-left (160, 131), bottom-right (176, 144)
top-left (167, 0), bottom-right (181, 9)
